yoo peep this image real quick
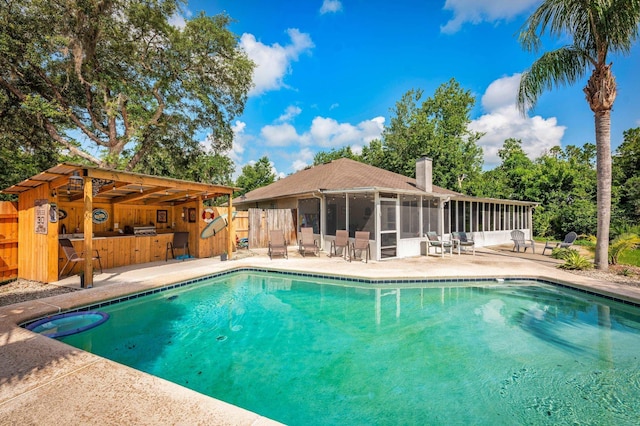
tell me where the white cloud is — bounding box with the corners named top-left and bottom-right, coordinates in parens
top-left (470, 74), bottom-right (566, 168)
top-left (229, 120), bottom-right (251, 164)
top-left (306, 116), bottom-right (384, 148)
top-left (261, 123), bottom-right (301, 147)
top-left (277, 105), bottom-right (302, 122)
top-left (320, 0), bottom-right (343, 14)
top-left (240, 29), bottom-right (314, 96)
top-left (441, 0), bottom-right (540, 34)
top-left (291, 148), bottom-right (316, 172)
top-left (239, 114), bottom-right (384, 174)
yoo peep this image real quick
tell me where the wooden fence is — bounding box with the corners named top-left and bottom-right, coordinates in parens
top-left (0, 201), bottom-right (19, 282)
top-left (247, 208), bottom-right (296, 248)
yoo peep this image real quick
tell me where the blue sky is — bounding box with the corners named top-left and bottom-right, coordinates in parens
top-left (184, 0), bottom-right (640, 178)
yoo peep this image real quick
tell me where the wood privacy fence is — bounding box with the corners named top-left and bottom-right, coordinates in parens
top-left (248, 208), bottom-right (296, 248)
top-left (0, 201), bottom-right (19, 281)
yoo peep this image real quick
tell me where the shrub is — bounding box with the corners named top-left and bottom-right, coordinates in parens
top-left (558, 251), bottom-right (593, 270)
top-left (608, 233), bottom-right (640, 265)
top-left (551, 247), bottom-right (578, 260)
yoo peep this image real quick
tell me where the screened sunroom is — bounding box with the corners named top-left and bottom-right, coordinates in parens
top-left (235, 157), bottom-right (536, 261)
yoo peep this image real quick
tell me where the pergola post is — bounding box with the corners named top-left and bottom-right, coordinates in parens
top-left (227, 194), bottom-right (234, 260)
top-left (83, 177), bottom-right (93, 288)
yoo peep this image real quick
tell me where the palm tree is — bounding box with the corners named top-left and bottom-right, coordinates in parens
top-left (517, 0), bottom-right (640, 271)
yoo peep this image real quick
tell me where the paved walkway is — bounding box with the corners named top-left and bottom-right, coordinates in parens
top-left (2, 246), bottom-right (639, 425)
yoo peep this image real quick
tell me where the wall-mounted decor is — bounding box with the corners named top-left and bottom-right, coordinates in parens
top-left (188, 208), bottom-right (196, 223)
top-left (49, 203), bottom-right (58, 223)
top-left (157, 209), bottom-right (168, 224)
top-left (202, 207), bottom-right (215, 223)
top-left (92, 208), bottom-right (109, 224)
top-left (35, 199), bottom-right (48, 234)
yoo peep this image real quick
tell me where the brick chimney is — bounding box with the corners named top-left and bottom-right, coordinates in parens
top-left (416, 156), bottom-right (433, 193)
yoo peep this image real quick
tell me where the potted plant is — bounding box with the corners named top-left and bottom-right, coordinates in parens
top-left (220, 251), bottom-right (228, 261)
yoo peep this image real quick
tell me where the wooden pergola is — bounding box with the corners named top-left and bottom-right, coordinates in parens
top-left (2, 163), bottom-right (237, 286)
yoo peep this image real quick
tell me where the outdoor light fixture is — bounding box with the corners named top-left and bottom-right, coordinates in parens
top-left (67, 171), bottom-right (84, 192)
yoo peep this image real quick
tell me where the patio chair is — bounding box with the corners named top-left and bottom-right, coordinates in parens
top-left (510, 230), bottom-right (535, 253)
top-left (542, 231), bottom-right (578, 255)
top-left (166, 232), bottom-right (191, 261)
top-left (329, 230), bottom-right (350, 259)
top-left (452, 231), bottom-right (475, 255)
top-left (268, 230), bottom-right (288, 259)
top-left (298, 227), bottom-right (319, 257)
top-left (350, 231), bottom-right (371, 263)
top-left (59, 238), bottom-right (103, 277)
top-left (425, 231), bottom-right (452, 257)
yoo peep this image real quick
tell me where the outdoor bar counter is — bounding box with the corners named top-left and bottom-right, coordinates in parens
top-left (59, 232), bottom-right (175, 274)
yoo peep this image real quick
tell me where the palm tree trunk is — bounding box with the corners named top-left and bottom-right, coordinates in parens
top-left (594, 110), bottom-right (612, 270)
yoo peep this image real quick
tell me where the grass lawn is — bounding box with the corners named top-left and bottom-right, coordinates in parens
top-left (620, 249), bottom-right (640, 267)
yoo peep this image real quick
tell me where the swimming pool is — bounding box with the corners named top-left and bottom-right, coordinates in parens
top-left (57, 270), bottom-right (640, 425)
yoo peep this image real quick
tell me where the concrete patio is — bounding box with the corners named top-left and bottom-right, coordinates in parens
top-left (2, 245), bottom-right (639, 425)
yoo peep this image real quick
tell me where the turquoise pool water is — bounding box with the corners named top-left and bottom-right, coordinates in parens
top-left (61, 271), bottom-right (640, 425)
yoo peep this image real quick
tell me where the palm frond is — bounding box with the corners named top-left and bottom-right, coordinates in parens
top-left (517, 46), bottom-right (589, 114)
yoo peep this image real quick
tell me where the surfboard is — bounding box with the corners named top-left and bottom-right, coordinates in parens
top-left (200, 211), bottom-right (237, 239)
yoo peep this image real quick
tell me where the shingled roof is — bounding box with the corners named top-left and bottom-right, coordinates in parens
top-left (235, 158), bottom-right (460, 205)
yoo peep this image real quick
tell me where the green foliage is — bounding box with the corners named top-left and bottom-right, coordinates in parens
top-left (613, 128), bottom-right (640, 223)
top-left (608, 233), bottom-right (640, 265)
top-left (313, 147), bottom-right (359, 165)
top-left (0, 0), bottom-right (254, 171)
top-left (558, 251), bottom-right (593, 270)
top-left (235, 156), bottom-right (276, 196)
top-left (375, 80), bottom-right (484, 192)
top-left (551, 247), bottom-right (578, 260)
top-left (478, 140), bottom-right (598, 239)
top-left (610, 223), bottom-right (640, 240)
top-left (619, 249), bottom-right (640, 267)
top-left (0, 91), bottom-right (64, 199)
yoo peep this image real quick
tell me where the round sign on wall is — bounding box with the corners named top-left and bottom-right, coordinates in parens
top-left (92, 208), bottom-right (109, 224)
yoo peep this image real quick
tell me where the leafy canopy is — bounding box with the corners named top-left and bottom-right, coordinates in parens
top-left (378, 80), bottom-right (484, 192)
top-left (0, 0), bottom-right (254, 173)
top-left (235, 156), bottom-right (276, 197)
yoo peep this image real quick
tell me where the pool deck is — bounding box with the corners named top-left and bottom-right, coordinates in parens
top-left (2, 245), bottom-right (640, 425)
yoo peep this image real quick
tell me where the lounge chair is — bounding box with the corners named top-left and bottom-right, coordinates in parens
top-left (425, 231), bottom-right (452, 257)
top-left (510, 230), bottom-right (535, 253)
top-left (268, 230), bottom-right (288, 259)
top-left (330, 230), bottom-right (349, 259)
top-left (166, 232), bottom-right (191, 261)
top-left (452, 231), bottom-right (475, 255)
top-left (59, 238), bottom-right (103, 276)
top-left (542, 231), bottom-right (577, 255)
top-left (298, 227), bottom-right (319, 257)
top-left (350, 231), bottom-right (371, 263)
